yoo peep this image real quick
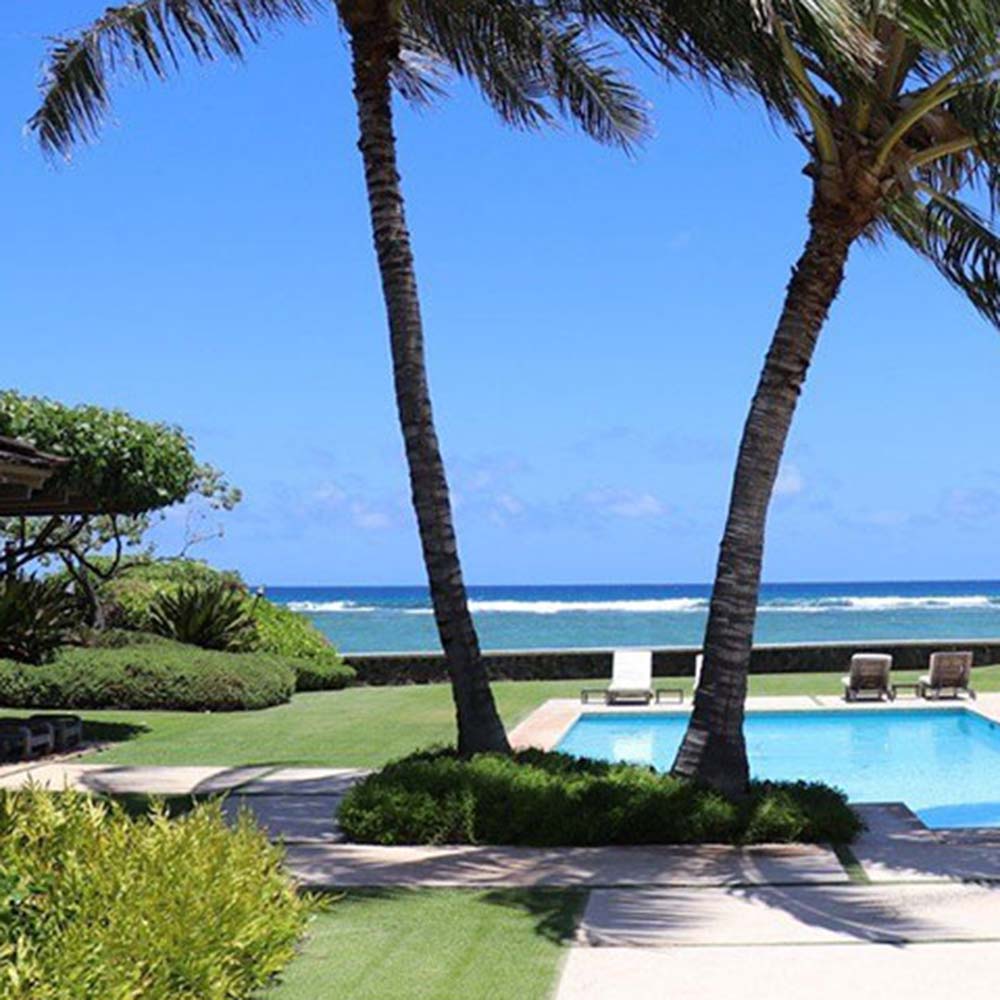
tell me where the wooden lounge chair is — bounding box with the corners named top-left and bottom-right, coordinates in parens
top-left (29, 714), bottom-right (83, 750)
top-left (919, 651), bottom-right (976, 700)
top-left (842, 653), bottom-right (894, 702)
top-left (0, 718), bottom-right (55, 760)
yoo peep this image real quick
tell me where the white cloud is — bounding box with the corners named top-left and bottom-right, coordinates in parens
top-left (774, 463), bottom-right (805, 497)
top-left (584, 489), bottom-right (667, 519)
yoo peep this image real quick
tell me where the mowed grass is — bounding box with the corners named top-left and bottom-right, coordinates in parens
top-left (6, 665), bottom-right (1000, 768)
top-left (263, 889), bottom-right (583, 1000)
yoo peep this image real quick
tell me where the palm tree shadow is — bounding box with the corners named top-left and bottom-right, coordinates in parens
top-left (481, 888), bottom-right (586, 944)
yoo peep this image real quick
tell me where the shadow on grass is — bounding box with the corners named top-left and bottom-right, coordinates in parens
top-left (301, 886), bottom-right (585, 945)
top-left (481, 888), bottom-right (586, 944)
top-left (83, 719), bottom-right (150, 745)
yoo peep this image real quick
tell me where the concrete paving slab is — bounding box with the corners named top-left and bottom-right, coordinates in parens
top-left (223, 794), bottom-right (342, 842)
top-left (234, 767), bottom-right (368, 796)
top-left (854, 803), bottom-right (1000, 882)
top-left (0, 764), bottom-right (272, 795)
top-left (578, 882), bottom-right (1000, 947)
top-left (555, 941), bottom-right (1000, 1000)
top-left (282, 842), bottom-right (848, 889)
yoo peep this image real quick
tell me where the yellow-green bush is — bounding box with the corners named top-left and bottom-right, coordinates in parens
top-left (0, 788), bottom-right (311, 999)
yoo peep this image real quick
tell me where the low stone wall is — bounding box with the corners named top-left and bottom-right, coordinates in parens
top-left (345, 638), bottom-right (1000, 686)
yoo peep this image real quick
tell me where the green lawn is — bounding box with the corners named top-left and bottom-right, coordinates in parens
top-left (263, 889), bottom-right (582, 1000)
top-left (7, 666), bottom-right (1000, 769)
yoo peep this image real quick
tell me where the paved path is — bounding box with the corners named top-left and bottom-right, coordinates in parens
top-left (556, 942), bottom-right (1000, 1000)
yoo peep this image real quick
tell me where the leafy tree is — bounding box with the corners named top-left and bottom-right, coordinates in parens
top-left (29, 0), bottom-right (647, 753)
top-left (0, 391), bottom-right (239, 626)
top-left (625, 1), bottom-right (1000, 796)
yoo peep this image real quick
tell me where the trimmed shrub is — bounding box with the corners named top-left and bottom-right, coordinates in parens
top-left (149, 581), bottom-right (256, 651)
top-left (251, 600), bottom-right (353, 690)
top-left (339, 748), bottom-right (863, 847)
top-left (0, 787), bottom-right (311, 999)
top-left (0, 640), bottom-right (295, 711)
top-left (0, 576), bottom-right (81, 664)
top-left (289, 654), bottom-right (355, 692)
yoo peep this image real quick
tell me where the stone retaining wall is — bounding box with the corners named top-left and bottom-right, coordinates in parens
top-left (345, 638), bottom-right (1000, 686)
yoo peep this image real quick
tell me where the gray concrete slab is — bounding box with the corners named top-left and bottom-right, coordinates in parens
top-left (578, 882), bottom-right (1000, 947)
top-left (282, 842), bottom-right (848, 889)
top-left (854, 803), bottom-right (1000, 882)
top-left (0, 764), bottom-right (273, 795)
top-left (223, 794), bottom-right (342, 842)
top-left (556, 942), bottom-right (1000, 1000)
top-left (233, 768), bottom-right (368, 796)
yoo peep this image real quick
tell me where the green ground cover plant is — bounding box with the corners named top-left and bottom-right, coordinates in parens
top-left (0, 787), bottom-right (310, 1000)
top-left (338, 747), bottom-right (862, 846)
top-left (0, 638), bottom-right (296, 711)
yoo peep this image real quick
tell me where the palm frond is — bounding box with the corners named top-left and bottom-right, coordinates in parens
top-left (555, 0), bottom-right (875, 129)
top-left (404, 0), bottom-right (649, 149)
top-left (886, 187), bottom-right (1000, 325)
top-left (30, 0), bottom-right (325, 158)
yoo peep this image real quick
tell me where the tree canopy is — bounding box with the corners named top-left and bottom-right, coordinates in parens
top-left (0, 390), bottom-right (202, 515)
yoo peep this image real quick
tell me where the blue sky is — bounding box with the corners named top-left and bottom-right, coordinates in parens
top-left (3, 2), bottom-right (1000, 586)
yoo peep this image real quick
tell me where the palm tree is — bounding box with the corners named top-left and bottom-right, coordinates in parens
top-left (30, 0), bottom-right (647, 755)
top-left (663, 1), bottom-right (1000, 796)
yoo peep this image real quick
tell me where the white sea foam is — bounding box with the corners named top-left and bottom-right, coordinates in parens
top-left (288, 593), bottom-right (1000, 616)
top-left (467, 598), bottom-right (708, 614)
top-left (760, 595), bottom-right (998, 613)
top-left (286, 600), bottom-right (377, 613)
top-left (402, 598), bottom-right (707, 615)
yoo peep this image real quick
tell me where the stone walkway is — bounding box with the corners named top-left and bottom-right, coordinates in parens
top-left (4, 758), bottom-right (1000, 998)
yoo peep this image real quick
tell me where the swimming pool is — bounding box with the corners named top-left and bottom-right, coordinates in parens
top-left (556, 708), bottom-right (1000, 829)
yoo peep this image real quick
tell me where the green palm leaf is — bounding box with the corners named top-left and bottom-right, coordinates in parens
top-left (885, 189), bottom-right (1000, 325)
top-left (30, 0), bottom-right (326, 157)
top-left (30, 0), bottom-right (649, 157)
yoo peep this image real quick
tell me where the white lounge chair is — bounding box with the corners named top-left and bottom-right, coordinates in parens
top-left (580, 650), bottom-right (685, 705)
top-left (919, 651), bottom-right (976, 700)
top-left (606, 650), bottom-right (655, 704)
top-left (842, 653), bottom-right (894, 702)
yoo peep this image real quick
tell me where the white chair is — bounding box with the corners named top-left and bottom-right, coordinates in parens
top-left (606, 649), bottom-right (654, 704)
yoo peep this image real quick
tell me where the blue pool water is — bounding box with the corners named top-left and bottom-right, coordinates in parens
top-left (557, 709), bottom-right (1000, 829)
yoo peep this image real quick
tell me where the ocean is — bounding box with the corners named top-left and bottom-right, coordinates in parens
top-left (266, 581), bottom-right (1000, 653)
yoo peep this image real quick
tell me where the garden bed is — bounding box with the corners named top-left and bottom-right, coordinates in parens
top-left (338, 747), bottom-right (863, 847)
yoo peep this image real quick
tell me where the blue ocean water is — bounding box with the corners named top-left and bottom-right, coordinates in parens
top-left (265, 580), bottom-right (1000, 653)
top-left (556, 708), bottom-right (1000, 828)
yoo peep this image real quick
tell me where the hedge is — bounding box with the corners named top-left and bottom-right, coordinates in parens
top-left (338, 748), bottom-right (863, 846)
top-left (0, 639), bottom-right (296, 711)
top-left (0, 787), bottom-right (311, 999)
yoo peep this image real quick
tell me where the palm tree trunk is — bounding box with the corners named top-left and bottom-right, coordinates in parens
top-left (672, 206), bottom-right (855, 797)
top-left (346, 6), bottom-right (510, 755)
